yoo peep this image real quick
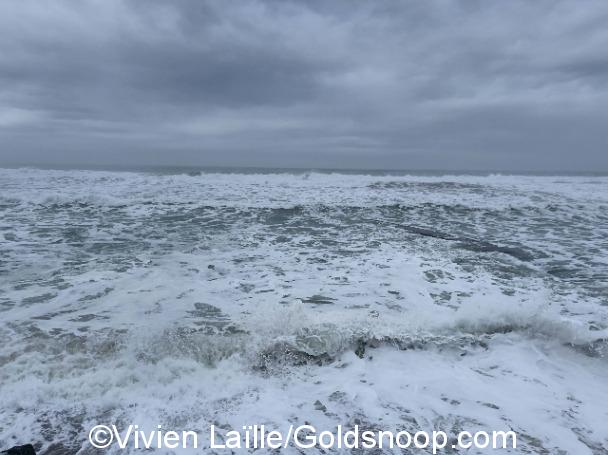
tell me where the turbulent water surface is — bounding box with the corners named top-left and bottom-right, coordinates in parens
top-left (1, 168), bottom-right (608, 454)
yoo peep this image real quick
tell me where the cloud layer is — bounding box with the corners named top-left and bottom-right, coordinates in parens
top-left (1, 0), bottom-right (607, 171)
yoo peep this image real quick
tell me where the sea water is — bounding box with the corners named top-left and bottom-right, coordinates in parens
top-left (0, 167), bottom-right (607, 453)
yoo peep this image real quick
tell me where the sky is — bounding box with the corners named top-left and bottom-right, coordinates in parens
top-left (0, 0), bottom-right (607, 172)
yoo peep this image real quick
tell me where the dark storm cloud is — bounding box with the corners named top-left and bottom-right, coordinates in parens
top-left (1, 0), bottom-right (607, 171)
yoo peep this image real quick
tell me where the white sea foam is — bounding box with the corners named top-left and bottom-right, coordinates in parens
top-left (0, 168), bottom-right (607, 453)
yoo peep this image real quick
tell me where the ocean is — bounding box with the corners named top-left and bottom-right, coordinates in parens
top-left (0, 167), bottom-right (607, 454)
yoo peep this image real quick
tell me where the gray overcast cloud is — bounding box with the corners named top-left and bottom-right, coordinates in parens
top-left (1, 0), bottom-right (607, 171)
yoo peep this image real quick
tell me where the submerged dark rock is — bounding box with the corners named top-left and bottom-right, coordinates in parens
top-left (2, 445), bottom-right (36, 455)
top-left (392, 222), bottom-right (538, 261)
